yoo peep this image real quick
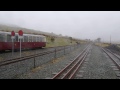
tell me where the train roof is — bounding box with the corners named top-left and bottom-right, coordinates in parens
top-left (23, 34), bottom-right (45, 37)
top-left (0, 31), bottom-right (11, 34)
top-left (0, 31), bottom-right (45, 37)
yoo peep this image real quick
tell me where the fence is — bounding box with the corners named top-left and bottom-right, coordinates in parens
top-left (0, 44), bottom-right (80, 79)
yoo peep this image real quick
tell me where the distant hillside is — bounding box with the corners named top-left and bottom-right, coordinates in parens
top-left (0, 24), bottom-right (56, 36)
top-left (0, 24), bottom-right (83, 38)
top-left (0, 24), bottom-right (86, 47)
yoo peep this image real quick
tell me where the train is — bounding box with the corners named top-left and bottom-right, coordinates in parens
top-left (0, 31), bottom-right (46, 52)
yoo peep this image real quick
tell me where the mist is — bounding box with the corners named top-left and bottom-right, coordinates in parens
top-left (0, 11), bottom-right (120, 43)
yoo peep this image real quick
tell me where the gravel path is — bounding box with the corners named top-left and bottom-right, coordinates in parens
top-left (15, 43), bottom-right (88, 79)
top-left (75, 45), bottom-right (118, 79)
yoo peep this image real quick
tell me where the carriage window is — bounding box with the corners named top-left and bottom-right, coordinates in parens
top-left (18, 38), bottom-right (23, 42)
top-left (41, 37), bottom-right (43, 42)
top-left (27, 36), bottom-right (30, 42)
top-left (40, 37), bottom-right (42, 42)
top-left (33, 36), bottom-right (36, 42)
top-left (39, 37), bottom-right (41, 42)
top-left (7, 34), bottom-right (12, 42)
top-left (17, 36), bottom-right (23, 42)
top-left (37, 37), bottom-right (39, 42)
top-left (32, 36), bottom-right (33, 42)
top-left (0, 34), bottom-right (5, 42)
top-left (24, 36), bottom-right (28, 42)
top-left (35, 37), bottom-right (37, 42)
top-left (29, 36), bottom-right (32, 42)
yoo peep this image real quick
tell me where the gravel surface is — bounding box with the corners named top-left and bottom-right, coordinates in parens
top-left (15, 43), bottom-right (88, 79)
top-left (75, 45), bottom-right (118, 79)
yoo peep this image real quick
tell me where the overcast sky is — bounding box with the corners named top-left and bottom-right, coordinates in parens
top-left (0, 11), bottom-right (120, 43)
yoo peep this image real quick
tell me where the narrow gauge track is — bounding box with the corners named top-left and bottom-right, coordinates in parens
top-left (0, 44), bottom-right (77, 67)
top-left (102, 47), bottom-right (120, 70)
top-left (52, 44), bottom-right (91, 79)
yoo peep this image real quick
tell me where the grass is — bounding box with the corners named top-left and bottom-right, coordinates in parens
top-left (95, 43), bottom-right (110, 47)
top-left (46, 37), bottom-right (80, 47)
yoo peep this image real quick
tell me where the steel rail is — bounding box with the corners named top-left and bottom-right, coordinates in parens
top-left (52, 45), bottom-right (91, 79)
top-left (61, 50), bottom-right (89, 79)
top-left (101, 47), bottom-right (120, 70)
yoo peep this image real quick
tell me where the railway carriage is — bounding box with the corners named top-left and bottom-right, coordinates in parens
top-left (0, 31), bottom-right (46, 51)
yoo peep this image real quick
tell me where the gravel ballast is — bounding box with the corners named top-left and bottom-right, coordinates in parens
top-left (15, 43), bottom-right (88, 79)
top-left (2, 43), bottom-right (117, 79)
top-left (75, 45), bottom-right (118, 79)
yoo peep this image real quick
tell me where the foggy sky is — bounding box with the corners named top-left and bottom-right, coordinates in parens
top-left (0, 11), bottom-right (120, 43)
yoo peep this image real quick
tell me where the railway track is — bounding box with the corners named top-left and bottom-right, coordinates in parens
top-left (52, 44), bottom-right (91, 79)
top-left (0, 44), bottom-right (78, 67)
top-left (102, 47), bottom-right (120, 71)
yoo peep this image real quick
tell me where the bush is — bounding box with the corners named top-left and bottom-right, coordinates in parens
top-left (51, 37), bottom-right (55, 42)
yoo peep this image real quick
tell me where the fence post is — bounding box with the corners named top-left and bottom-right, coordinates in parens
top-left (54, 48), bottom-right (56, 59)
top-left (74, 44), bottom-right (75, 49)
top-left (70, 45), bottom-right (71, 51)
top-left (34, 57), bottom-right (36, 68)
top-left (64, 46), bottom-right (65, 55)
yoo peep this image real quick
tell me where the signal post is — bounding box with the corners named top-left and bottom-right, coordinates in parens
top-left (18, 30), bottom-right (23, 57)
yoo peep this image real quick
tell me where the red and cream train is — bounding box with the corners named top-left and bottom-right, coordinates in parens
top-left (0, 31), bottom-right (46, 51)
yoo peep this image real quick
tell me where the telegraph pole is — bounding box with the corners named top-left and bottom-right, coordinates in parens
top-left (110, 35), bottom-right (111, 45)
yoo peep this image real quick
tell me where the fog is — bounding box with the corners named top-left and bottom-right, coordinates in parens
top-left (0, 11), bottom-right (120, 43)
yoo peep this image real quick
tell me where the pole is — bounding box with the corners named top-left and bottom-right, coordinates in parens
top-left (20, 39), bottom-right (21, 57)
top-left (110, 35), bottom-right (111, 45)
top-left (54, 48), bottom-right (56, 59)
top-left (12, 38), bottom-right (14, 56)
top-left (64, 46), bottom-right (65, 55)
